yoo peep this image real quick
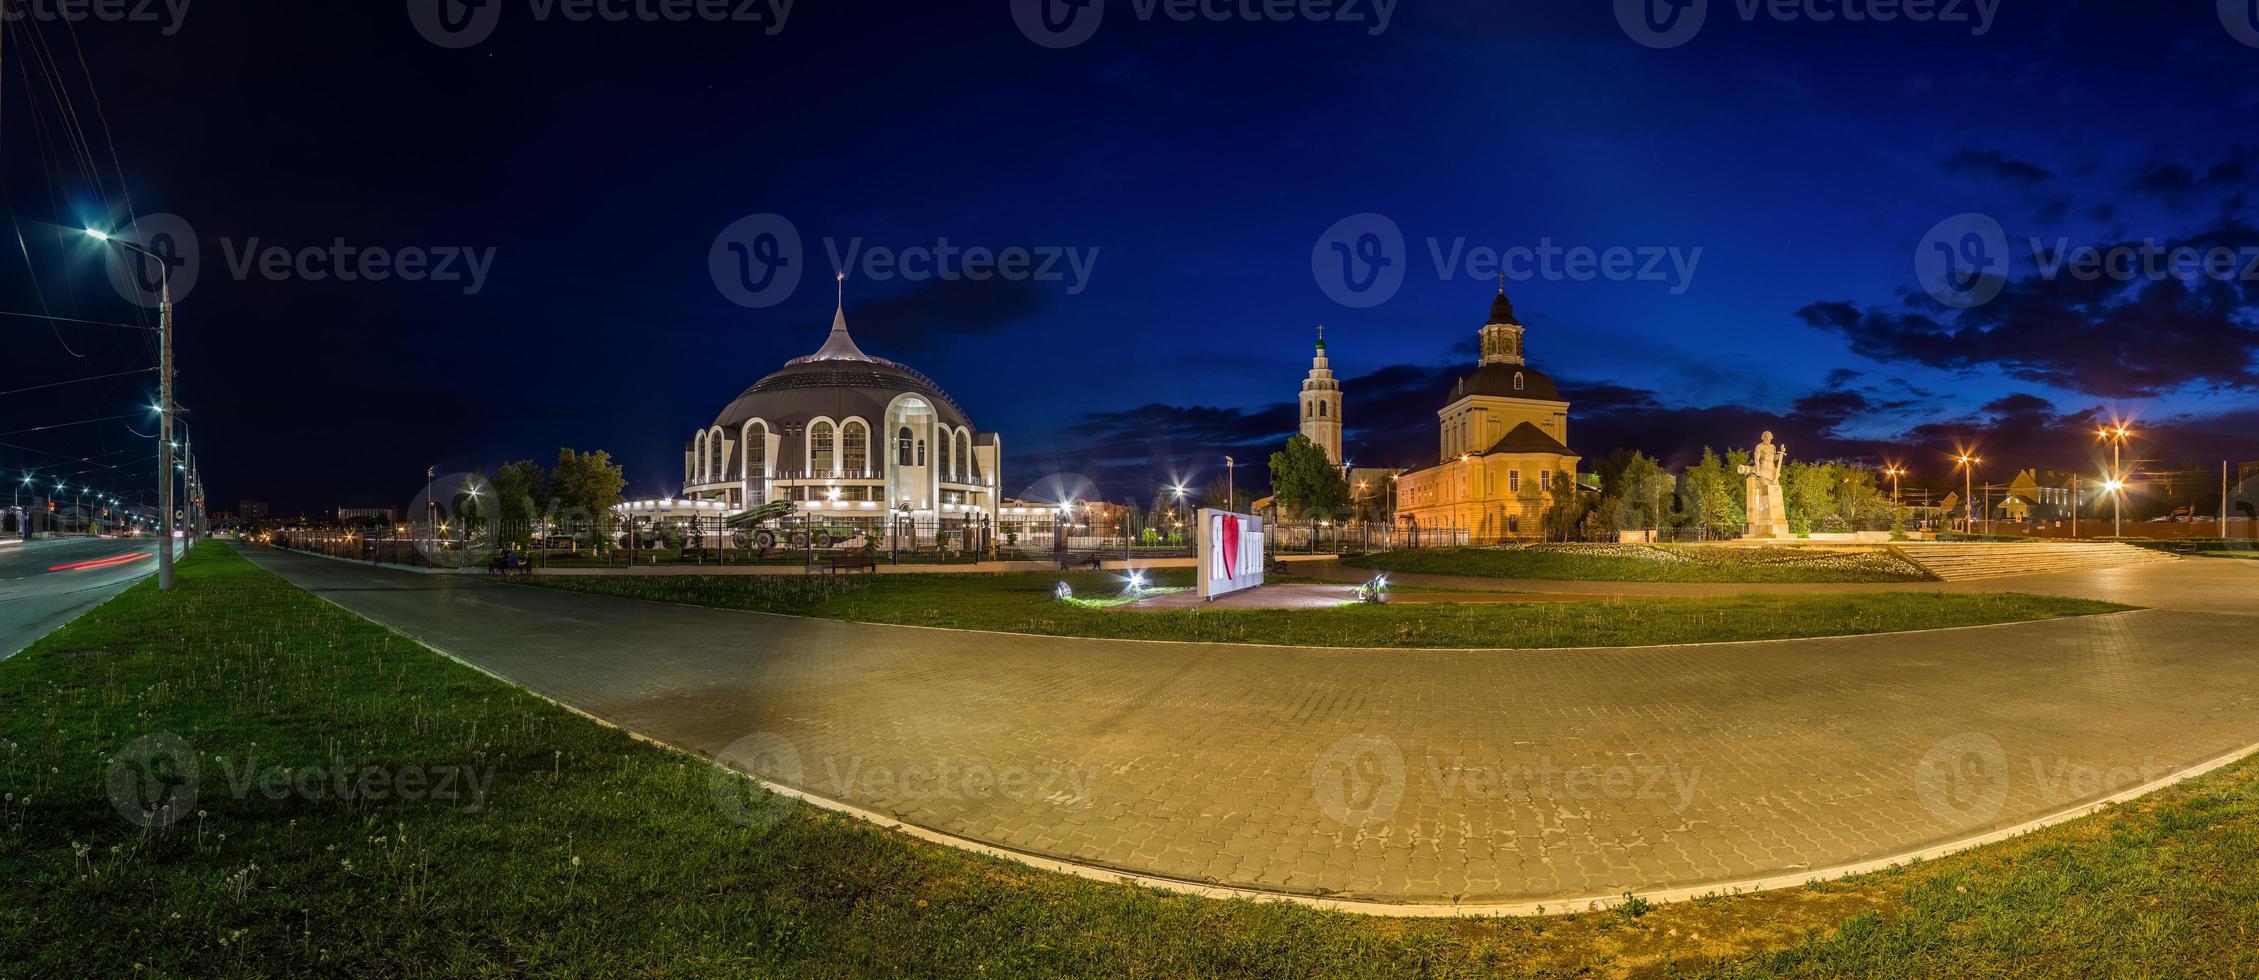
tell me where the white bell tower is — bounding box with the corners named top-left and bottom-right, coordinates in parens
top-left (1299, 326), bottom-right (1343, 466)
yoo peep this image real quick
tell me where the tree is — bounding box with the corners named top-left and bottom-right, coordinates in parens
top-left (1600, 450), bottom-right (1673, 532)
top-left (549, 448), bottom-right (627, 551)
top-left (1268, 434), bottom-right (1350, 520)
top-left (1677, 448), bottom-right (1744, 538)
top-left (489, 459), bottom-right (548, 546)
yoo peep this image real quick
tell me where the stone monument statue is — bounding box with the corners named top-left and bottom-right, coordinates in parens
top-left (1738, 431), bottom-right (1791, 539)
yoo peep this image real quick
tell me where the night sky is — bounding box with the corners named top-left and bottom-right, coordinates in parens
top-left (5, 1), bottom-right (2257, 516)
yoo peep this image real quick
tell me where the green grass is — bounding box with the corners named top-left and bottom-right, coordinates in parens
top-left (1349, 544), bottom-right (1933, 583)
top-left (2200, 550), bottom-right (2259, 560)
top-left (512, 567), bottom-right (2121, 649)
top-left (4, 545), bottom-right (2257, 976)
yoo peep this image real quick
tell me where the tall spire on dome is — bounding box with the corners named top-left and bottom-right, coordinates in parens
top-left (808, 271), bottom-right (870, 361)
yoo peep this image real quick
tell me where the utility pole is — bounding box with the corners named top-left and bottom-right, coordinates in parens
top-left (2071, 474), bottom-right (2078, 539)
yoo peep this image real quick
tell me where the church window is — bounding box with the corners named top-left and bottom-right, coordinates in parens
top-left (1306, 403), bottom-right (1313, 419)
top-left (810, 421), bottom-right (835, 473)
top-left (1513, 372), bottom-right (1524, 391)
top-left (897, 427), bottom-right (913, 466)
top-left (841, 420), bottom-right (868, 474)
top-left (1319, 402), bottom-right (1328, 418)
top-left (1508, 516), bottom-right (1520, 534)
top-left (1509, 470), bottom-right (1520, 494)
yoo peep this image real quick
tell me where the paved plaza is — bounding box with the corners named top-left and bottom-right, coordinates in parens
top-left (238, 544), bottom-right (2259, 907)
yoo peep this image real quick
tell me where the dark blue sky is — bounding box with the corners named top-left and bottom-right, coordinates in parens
top-left (5, 1), bottom-right (2256, 514)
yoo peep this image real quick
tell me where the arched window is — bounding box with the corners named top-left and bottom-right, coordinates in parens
top-left (954, 429), bottom-right (969, 479)
top-left (841, 420), bottom-right (868, 475)
top-left (1306, 403), bottom-right (1313, 418)
top-left (1319, 402), bottom-right (1328, 418)
top-left (1513, 372), bottom-right (1525, 391)
top-left (917, 439), bottom-right (926, 466)
top-left (810, 420), bottom-right (835, 473)
top-left (694, 432), bottom-right (706, 481)
top-left (897, 427), bottom-right (913, 466)
top-left (937, 428), bottom-right (953, 479)
top-left (744, 421), bottom-right (767, 479)
top-left (710, 429), bottom-right (724, 480)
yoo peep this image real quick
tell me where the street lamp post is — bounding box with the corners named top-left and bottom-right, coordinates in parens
top-left (87, 228), bottom-right (177, 590)
top-left (1224, 456), bottom-right (1235, 514)
top-left (1955, 453), bottom-right (1981, 534)
top-left (12, 475), bottom-right (27, 540)
top-left (2099, 424), bottom-right (2132, 538)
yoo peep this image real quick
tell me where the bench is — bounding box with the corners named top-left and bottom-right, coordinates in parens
top-left (811, 552), bottom-right (878, 575)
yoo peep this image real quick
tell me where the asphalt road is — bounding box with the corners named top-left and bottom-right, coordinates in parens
top-left (0, 537), bottom-right (178, 658)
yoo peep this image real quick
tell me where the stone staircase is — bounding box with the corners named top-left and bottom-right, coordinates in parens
top-left (1891, 541), bottom-right (2180, 581)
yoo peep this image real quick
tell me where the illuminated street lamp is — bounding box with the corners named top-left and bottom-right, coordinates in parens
top-left (1954, 453), bottom-right (1981, 533)
top-left (2098, 423), bottom-right (2133, 538)
top-left (86, 226), bottom-right (178, 590)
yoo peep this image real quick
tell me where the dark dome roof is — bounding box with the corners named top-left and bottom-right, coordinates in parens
top-left (1450, 362), bottom-right (1562, 402)
top-left (708, 311), bottom-right (973, 433)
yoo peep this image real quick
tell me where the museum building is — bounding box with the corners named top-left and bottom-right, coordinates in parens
top-left (670, 300), bottom-right (1002, 533)
top-left (1391, 288), bottom-right (1581, 541)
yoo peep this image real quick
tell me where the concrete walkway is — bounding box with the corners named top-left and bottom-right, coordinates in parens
top-left (236, 543), bottom-right (2259, 909)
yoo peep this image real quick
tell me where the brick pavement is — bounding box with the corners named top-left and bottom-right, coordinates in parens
top-left (236, 544), bottom-right (2259, 904)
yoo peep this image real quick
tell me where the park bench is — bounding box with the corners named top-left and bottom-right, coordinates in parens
top-left (810, 552), bottom-right (878, 575)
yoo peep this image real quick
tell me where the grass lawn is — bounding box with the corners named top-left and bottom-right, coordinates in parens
top-left (2199, 550), bottom-right (2259, 560)
top-left (512, 567), bottom-right (2122, 649)
top-left (1349, 544), bottom-right (1932, 584)
top-left (3, 545), bottom-right (2255, 976)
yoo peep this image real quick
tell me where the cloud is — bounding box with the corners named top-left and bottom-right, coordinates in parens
top-left (1796, 220), bottom-right (2259, 398)
top-left (804, 277), bottom-right (1050, 359)
top-left (1942, 149), bottom-right (2056, 187)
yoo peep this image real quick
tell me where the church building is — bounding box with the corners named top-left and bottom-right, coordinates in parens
top-left (1299, 327), bottom-right (1343, 465)
top-left (1392, 287), bottom-right (1580, 541)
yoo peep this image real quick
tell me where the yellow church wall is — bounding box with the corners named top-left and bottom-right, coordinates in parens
top-left (1395, 453), bottom-right (1580, 542)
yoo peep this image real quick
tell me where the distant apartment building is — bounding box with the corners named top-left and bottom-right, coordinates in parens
top-left (239, 499), bottom-right (270, 519)
top-left (338, 507), bottom-right (400, 524)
